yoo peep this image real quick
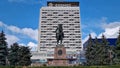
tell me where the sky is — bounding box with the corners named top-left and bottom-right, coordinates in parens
top-left (0, 0), bottom-right (120, 51)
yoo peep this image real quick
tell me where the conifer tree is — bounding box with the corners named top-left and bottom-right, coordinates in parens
top-left (100, 34), bottom-right (110, 65)
top-left (93, 37), bottom-right (101, 65)
top-left (8, 43), bottom-right (19, 66)
top-left (0, 31), bottom-right (7, 66)
top-left (18, 46), bottom-right (32, 66)
top-left (85, 34), bottom-right (95, 65)
top-left (109, 45), bottom-right (116, 65)
top-left (116, 28), bottom-right (120, 64)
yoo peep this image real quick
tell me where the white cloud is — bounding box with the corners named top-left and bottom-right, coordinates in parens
top-left (82, 21), bottom-right (120, 49)
top-left (102, 22), bottom-right (120, 29)
top-left (91, 32), bottom-right (97, 38)
top-left (27, 42), bottom-right (37, 47)
top-left (0, 21), bottom-right (7, 27)
top-left (0, 21), bottom-right (38, 50)
top-left (98, 23), bottom-right (120, 38)
top-left (0, 22), bottom-right (38, 41)
top-left (0, 21), bottom-right (4, 27)
top-left (20, 42), bottom-right (37, 51)
top-left (0, 21), bottom-right (20, 46)
top-left (83, 22), bottom-right (120, 43)
top-left (8, 25), bottom-right (38, 41)
top-left (7, 25), bottom-right (21, 33)
top-left (98, 21), bottom-right (120, 38)
top-left (6, 34), bottom-right (20, 47)
top-left (22, 28), bottom-right (38, 41)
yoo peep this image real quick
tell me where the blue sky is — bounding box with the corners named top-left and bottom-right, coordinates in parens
top-left (0, 0), bottom-right (120, 50)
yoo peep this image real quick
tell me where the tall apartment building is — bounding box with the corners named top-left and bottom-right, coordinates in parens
top-left (38, 2), bottom-right (82, 62)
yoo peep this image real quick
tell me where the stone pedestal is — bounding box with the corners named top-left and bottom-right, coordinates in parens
top-left (54, 45), bottom-right (66, 59)
top-left (48, 44), bottom-right (68, 66)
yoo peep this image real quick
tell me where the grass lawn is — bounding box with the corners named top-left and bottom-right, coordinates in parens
top-left (0, 65), bottom-right (120, 68)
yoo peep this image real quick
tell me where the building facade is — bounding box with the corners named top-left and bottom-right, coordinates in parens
top-left (38, 2), bottom-right (82, 63)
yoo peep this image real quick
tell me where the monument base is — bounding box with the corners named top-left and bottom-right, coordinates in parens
top-left (47, 44), bottom-right (68, 66)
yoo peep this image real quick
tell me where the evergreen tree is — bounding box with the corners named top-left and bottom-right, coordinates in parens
top-left (85, 34), bottom-right (116, 65)
top-left (93, 35), bottom-right (116, 65)
top-left (109, 45), bottom-right (116, 65)
top-left (93, 37), bottom-right (101, 65)
top-left (116, 28), bottom-right (120, 64)
top-left (0, 31), bottom-right (7, 66)
top-left (100, 34), bottom-right (110, 65)
top-left (8, 43), bottom-right (19, 66)
top-left (85, 34), bottom-right (95, 65)
top-left (18, 46), bottom-right (32, 66)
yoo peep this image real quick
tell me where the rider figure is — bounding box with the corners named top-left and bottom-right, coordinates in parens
top-left (55, 24), bottom-right (64, 45)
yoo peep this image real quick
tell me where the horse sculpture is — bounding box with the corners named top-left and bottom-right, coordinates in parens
top-left (55, 24), bottom-right (64, 45)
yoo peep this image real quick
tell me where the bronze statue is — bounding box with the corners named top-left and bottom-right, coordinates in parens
top-left (55, 24), bottom-right (64, 44)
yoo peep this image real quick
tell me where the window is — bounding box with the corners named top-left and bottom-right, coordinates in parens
top-left (76, 47), bottom-right (81, 48)
top-left (40, 41), bottom-right (46, 43)
top-left (76, 41), bottom-right (81, 43)
top-left (48, 24), bottom-right (52, 25)
top-left (69, 15), bottom-right (74, 16)
top-left (47, 33), bottom-right (52, 35)
top-left (64, 21), bottom-right (68, 23)
top-left (75, 26), bottom-right (80, 28)
top-left (53, 26), bottom-right (57, 28)
top-left (75, 36), bottom-right (81, 38)
top-left (53, 12), bottom-right (58, 14)
top-left (74, 12), bottom-right (79, 14)
top-left (75, 31), bottom-right (80, 33)
top-left (70, 44), bottom-right (75, 46)
top-left (41, 21), bottom-right (46, 23)
top-left (41, 31), bottom-right (46, 33)
top-left (74, 17), bottom-right (79, 18)
top-left (64, 17), bottom-right (68, 18)
top-left (42, 17), bottom-right (47, 18)
top-left (64, 31), bottom-right (69, 33)
top-left (58, 14), bottom-right (63, 16)
top-left (69, 19), bottom-right (74, 21)
top-left (53, 17), bottom-right (58, 18)
top-left (47, 19), bottom-right (53, 20)
top-left (42, 12), bottom-right (47, 14)
top-left (64, 41), bottom-right (69, 43)
top-left (41, 26), bottom-right (46, 28)
top-left (70, 39), bottom-right (75, 40)
top-left (69, 24), bottom-right (74, 25)
top-left (69, 29), bottom-right (74, 30)
top-left (64, 12), bottom-right (68, 14)
top-left (70, 34), bottom-right (75, 35)
top-left (58, 19), bottom-right (63, 20)
top-left (48, 14), bottom-right (52, 16)
top-left (47, 28), bottom-right (52, 30)
top-left (52, 41), bottom-right (56, 43)
top-left (64, 26), bottom-right (69, 28)
top-left (75, 22), bottom-right (79, 23)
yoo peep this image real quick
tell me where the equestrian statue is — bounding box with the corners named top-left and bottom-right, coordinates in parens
top-left (55, 24), bottom-right (64, 45)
